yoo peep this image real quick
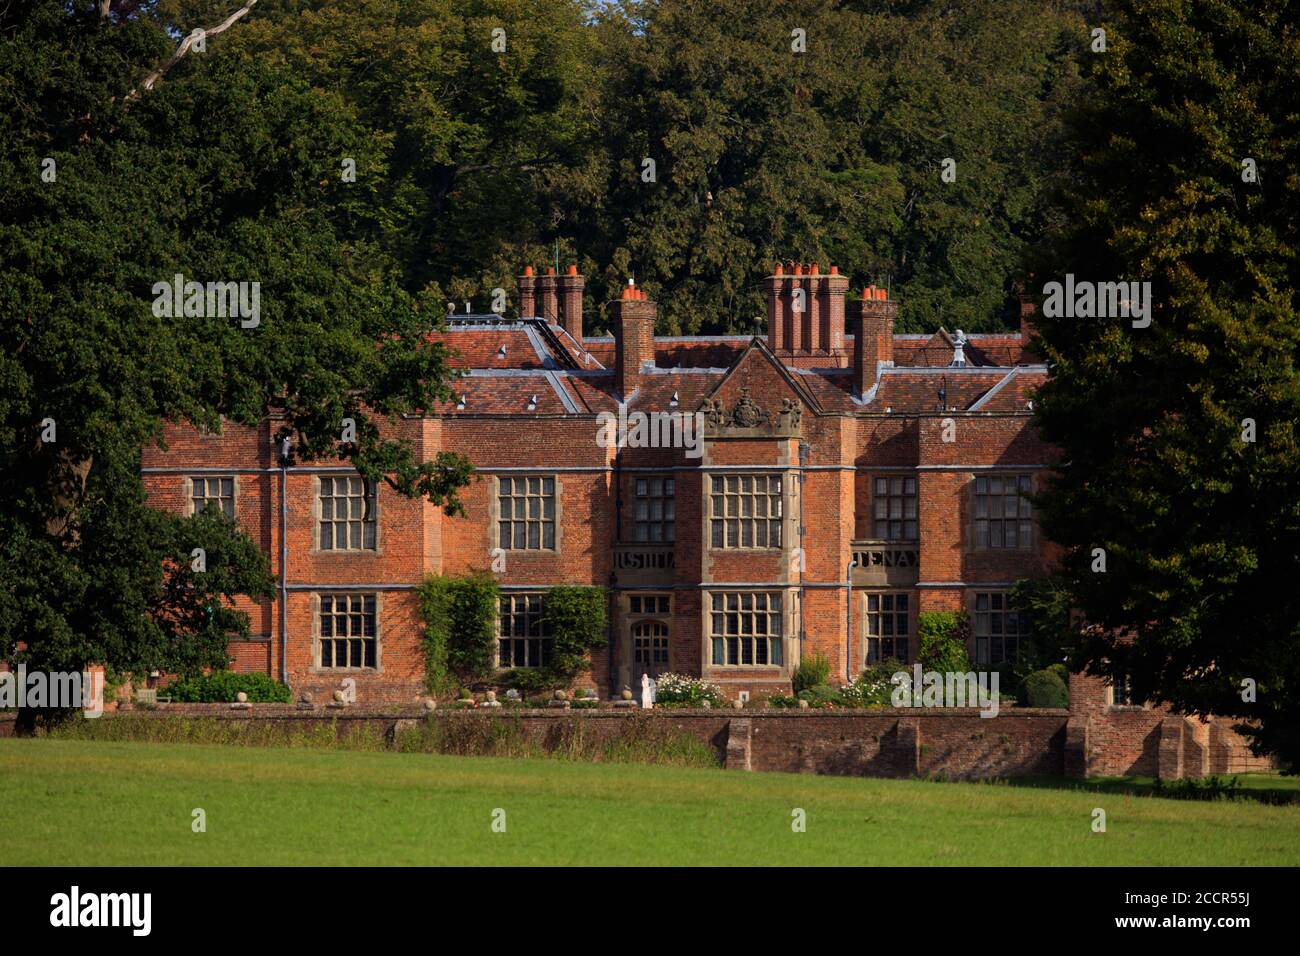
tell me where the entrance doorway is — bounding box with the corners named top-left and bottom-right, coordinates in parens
top-left (632, 620), bottom-right (670, 680)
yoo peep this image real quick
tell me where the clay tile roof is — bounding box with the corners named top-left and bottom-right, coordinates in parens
top-left (968, 368), bottom-right (1045, 412)
top-left (579, 339), bottom-right (616, 367)
top-left (964, 335), bottom-right (1033, 367)
top-left (433, 375), bottom-right (571, 415)
top-left (562, 374), bottom-right (622, 413)
top-left (629, 373), bottom-right (725, 412)
top-left (870, 371), bottom-right (1012, 413)
top-left (427, 328), bottom-right (553, 370)
top-left (893, 332), bottom-right (1034, 368)
top-left (792, 370), bottom-right (858, 411)
top-left (654, 339), bottom-right (748, 369)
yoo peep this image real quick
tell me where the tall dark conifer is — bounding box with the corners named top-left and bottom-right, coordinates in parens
top-left (1030, 0), bottom-right (1300, 766)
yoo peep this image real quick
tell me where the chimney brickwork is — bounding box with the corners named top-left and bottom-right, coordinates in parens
top-left (766, 263), bottom-right (849, 355)
top-left (537, 268), bottom-right (559, 324)
top-left (611, 282), bottom-right (656, 399)
top-left (557, 264), bottom-right (585, 344)
top-left (850, 285), bottom-right (897, 398)
top-left (517, 265), bottom-right (536, 317)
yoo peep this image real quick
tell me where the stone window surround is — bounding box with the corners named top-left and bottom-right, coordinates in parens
top-left (310, 474), bottom-right (382, 555)
top-left (862, 590), bottom-right (913, 667)
top-left (630, 473), bottom-right (675, 544)
top-left (628, 593), bottom-right (671, 616)
top-left (706, 589), bottom-right (787, 669)
top-left (1106, 668), bottom-right (1146, 709)
top-left (184, 474), bottom-right (238, 519)
top-left (707, 472), bottom-right (786, 551)
top-left (870, 475), bottom-right (919, 542)
top-left (497, 591), bottom-right (552, 669)
top-left (969, 472), bottom-right (1036, 552)
top-left (309, 591), bottom-right (383, 674)
top-left (970, 590), bottom-right (1026, 666)
top-left (494, 475), bottom-right (560, 552)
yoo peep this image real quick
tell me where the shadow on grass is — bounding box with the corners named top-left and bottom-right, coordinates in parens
top-left (994, 772), bottom-right (1300, 806)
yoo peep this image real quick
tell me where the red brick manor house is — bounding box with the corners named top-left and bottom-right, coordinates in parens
top-left (144, 261), bottom-right (1058, 706)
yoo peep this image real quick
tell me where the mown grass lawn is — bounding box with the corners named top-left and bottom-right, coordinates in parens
top-left (1, 739), bottom-right (1296, 866)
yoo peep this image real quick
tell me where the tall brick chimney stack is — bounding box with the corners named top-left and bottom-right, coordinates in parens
top-left (556, 264), bottom-right (585, 344)
top-left (850, 286), bottom-right (897, 398)
top-left (537, 267), bottom-right (559, 323)
top-left (823, 265), bottom-right (849, 352)
top-left (766, 263), bottom-right (848, 354)
top-left (610, 280), bottom-right (656, 399)
top-left (1019, 290), bottom-right (1036, 343)
top-left (517, 265), bottom-right (536, 317)
top-left (764, 263), bottom-right (791, 353)
top-left (799, 263), bottom-right (815, 353)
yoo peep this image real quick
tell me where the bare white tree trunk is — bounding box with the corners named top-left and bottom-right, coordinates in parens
top-left (125, 1), bottom-right (260, 102)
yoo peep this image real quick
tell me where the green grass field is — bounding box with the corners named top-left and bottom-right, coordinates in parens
top-left (2, 739), bottom-right (1297, 866)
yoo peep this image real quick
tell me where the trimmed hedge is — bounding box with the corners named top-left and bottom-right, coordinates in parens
top-left (164, 671), bottom-right (291, 703)
top-left (1024, 668), bottom-right (1069, 708)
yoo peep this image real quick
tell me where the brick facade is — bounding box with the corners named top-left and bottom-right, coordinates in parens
top-left (139, 264), bottom-right (1056, 707)
top-left (134, 261), bottom-right (1270, 777)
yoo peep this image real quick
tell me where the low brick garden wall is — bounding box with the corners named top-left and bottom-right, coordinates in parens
top-left (0, 704), bottom-right (1074, 780)
top-left (2, 701), bottom-right (1259, 780)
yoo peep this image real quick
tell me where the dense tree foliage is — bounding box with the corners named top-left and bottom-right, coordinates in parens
top-left (0, 0), bottom-right (471, 723)
top-left (1029, 0), bottom-right (1300, 767)
top-left (573, 0), bottom-right (1088, 332)
top-left (215, 0), bottom-right (1091, 332)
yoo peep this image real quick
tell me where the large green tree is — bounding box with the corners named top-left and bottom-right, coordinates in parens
top-left (0, 1), bottom-right (472, 727)
top-left (1029, 0), bottom-right (1300, 767)
top-left (211, 0), bottom-right (1091, 334)
top-left (219, 0), bottom-right (601, 308)
top-left (567, 0), bottom-right (1087, 333)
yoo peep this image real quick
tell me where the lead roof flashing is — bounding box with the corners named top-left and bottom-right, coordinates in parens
top-left (967, 367), bottom-right (1020, 411)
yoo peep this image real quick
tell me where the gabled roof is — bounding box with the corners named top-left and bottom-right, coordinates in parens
top-left (432, 319), bottom-right (562, 370)
top-left (434, 370), bottom-right (577, 415)
top-left (698, 337), bottom-right (823, 415)
top-left (577, 336), bottom-right (749, 371)
top-left (894, 331), bottom-right (1034, 367)
top-left (866, 366), bottom-right (1046, 414)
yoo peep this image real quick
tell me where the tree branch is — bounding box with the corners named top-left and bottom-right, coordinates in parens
top-left (125, 1), bottom-right (259, 103)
